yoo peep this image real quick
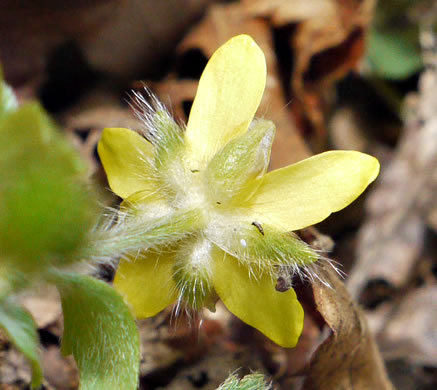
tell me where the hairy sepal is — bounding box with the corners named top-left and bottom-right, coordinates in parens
top-left (172, 237), bottom-right (216, 312)
top-left (85, 208), bottom-right (204, 264)
top-left (152, 110), bottom-right (184, 170)
top-left (206, 215), bottom-right (318, 274)
top-left (205, 119), bottom-right (275, 205)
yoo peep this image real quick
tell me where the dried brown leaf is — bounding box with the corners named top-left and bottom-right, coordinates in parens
top-left (304, 263), bottom-right (394, 390)
top-left (151, 3), bottom-right (310, 168)
top-left (41, 347), bottom-right (78, 390)
top-left (19, 286), bottom-right (61, 330)
top-left (244, 0), bottom-right (376, 148)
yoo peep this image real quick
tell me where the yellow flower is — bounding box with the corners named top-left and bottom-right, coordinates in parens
top-left (97, 35), bottom-right (379, 347)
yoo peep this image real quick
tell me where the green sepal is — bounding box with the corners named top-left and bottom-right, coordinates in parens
top-left (206, 119), bottom-right (275, 204)
top-left (55, 272), bottom-right (140, 390)
top-left (207, 218), bottom-right (318, 270)
top-left (85, 208), bottom-right (204, 262)
top-left (0, 299), bottom-right (43, 389)
top-left (218, 373), bottom-right (271, 390)
top-left (0, 103), bottom-right (97, 280)
top-left (152, 110), bottom-right (184, 169)
top-left (172, 238), bottom-right (216, 311)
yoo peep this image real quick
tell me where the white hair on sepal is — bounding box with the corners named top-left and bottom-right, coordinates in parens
top-left (170, 305), bottom-right (206, 336)
top-left (278, 254), bottom-right (344, 290)
top-left (169, 282), bottom-right (202, 329)
top-left (128, 87), bottom-right (169, 142)
top-left (206, 217), bottom-right (343, 289)
top-left (83, 205), bottom-right (201, 268)
top-left (128, 87), bottom-right (184, 147)
top-left (263, 238), bottom-right (343, 289)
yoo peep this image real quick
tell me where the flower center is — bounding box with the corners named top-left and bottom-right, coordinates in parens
top-left (163, 156), bottom-right (214, 217)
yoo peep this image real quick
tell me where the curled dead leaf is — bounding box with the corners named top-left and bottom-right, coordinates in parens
top-left (304, 263), bottom-right (394, 390)
top-left (244, 0), bottom-right (376, 149)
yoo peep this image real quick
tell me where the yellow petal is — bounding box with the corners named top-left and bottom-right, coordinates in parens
top-left (185, 35), bottom-right (266, 167)
top-left (98, 127), bottom-right (156, 199)
top-left (213, 252), bottom-right (304, 348)
top-left (113, 251), bottom-right (178, 318)
top-left (244, 151), bottom-right (380, 231)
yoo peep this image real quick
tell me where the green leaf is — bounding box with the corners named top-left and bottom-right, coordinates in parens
top-left (365, 0), bottom-right (423, 80)
top-left (0, 300), bottom-right (43, 388)
top-left (0, 103), bottom-right (97, 285)
top-left (56, 273), bottom-right (140, 390)
top-left (366, 26), bottom-right (422, 79)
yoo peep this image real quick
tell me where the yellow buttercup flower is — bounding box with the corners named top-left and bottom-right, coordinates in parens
top-left (98, 35), bottom-right (379, 347)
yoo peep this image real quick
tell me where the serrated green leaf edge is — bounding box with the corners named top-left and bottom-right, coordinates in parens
top-left (55, 272), bottom-right (140, 390)
top-left (0, 299), bottom-right (43, 389)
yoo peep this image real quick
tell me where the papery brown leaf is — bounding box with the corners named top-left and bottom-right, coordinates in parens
top-left (137, 306), bottom-right (269, 389)
top-left (244, 0), bottom-right (376, 149)
top-left (304, 263), bottom-right (394, 390)
top-left (149, 2), bottom-right (310, 168)
top-left (41, 347), bottom-right (78, 390)
top-left (19, 287), bottom-right (62, 330)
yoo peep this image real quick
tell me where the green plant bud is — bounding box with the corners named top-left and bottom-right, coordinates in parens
top-left (0, 103), bottom-right (97, 278)
top-left (205, 119), bottom-right (275, 204)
